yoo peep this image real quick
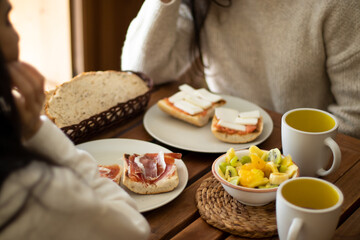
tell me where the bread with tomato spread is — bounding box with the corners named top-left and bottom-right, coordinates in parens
top-left (122, 152), bottom-right (180, 194)
top-left (157, 84), bottom-right (226, 127)
top-left (211, 108), bottom-right (264, 143)
top-left (157, 99), bottom-right (225, 127)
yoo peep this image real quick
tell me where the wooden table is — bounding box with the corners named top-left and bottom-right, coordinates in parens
top-left (91, 81), bottom-right (360, 240)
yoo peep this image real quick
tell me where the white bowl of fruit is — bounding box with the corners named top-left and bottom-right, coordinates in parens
top-left (212, 146), bottom-right (300, 206)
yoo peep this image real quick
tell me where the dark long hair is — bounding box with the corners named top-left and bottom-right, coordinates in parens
top-left (0, 51), bottom-right (52, 232)
top-left (182, 0), bottom-right (232, 72)
top-left (0, 51), bottom-right (33, 184)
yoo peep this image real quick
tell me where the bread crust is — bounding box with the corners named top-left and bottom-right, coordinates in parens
top-left (211, 116), bottom-right (263, 143)
top-left (122, 157), bottom-right (179, 195)
top-left (157, 98), bottom-right (225, 127)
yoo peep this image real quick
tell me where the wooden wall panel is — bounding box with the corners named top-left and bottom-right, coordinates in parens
top-left (80, 0), bottom-right (143, 72)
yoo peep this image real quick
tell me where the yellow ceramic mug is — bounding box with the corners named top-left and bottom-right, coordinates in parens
top-left (276, 177), bottom-right (343, 240)
top-left (281, 108), bottom-right (341, 177)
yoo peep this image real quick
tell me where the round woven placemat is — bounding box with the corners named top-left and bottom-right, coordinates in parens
top-left (195, 176), bottom-right (277, 238)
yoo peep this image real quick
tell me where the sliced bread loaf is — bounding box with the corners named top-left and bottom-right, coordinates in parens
top-left (45, 71), bottom-right (149, 128)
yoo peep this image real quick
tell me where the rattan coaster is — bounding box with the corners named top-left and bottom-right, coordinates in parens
top-left (195, 176), bottom-right (277, 238)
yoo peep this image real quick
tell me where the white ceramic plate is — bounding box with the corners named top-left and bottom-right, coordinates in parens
top-left (76, 139), bottom-right (188, 212)
top-left (144, 95), bottom-right (273, 153)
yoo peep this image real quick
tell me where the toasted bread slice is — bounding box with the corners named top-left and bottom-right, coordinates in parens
top-left (122, 154), bottom-right (179, 195)
top-left (157, 98), bottom-right (225, 127)
top-left (211, 116), bottom-right (263, 143)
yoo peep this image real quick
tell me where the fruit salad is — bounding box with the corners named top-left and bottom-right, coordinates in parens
top-left (218, 146), bottom-right (298, 188)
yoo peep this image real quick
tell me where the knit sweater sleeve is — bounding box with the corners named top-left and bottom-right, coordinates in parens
top-left (17, 116), bottom-right (150, 240)
top-left (324, 0), bottom-right (360, 138)
top-left (121, 0), bottom-right (195, 84)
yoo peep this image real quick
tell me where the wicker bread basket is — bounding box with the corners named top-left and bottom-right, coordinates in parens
top-left (54, 71), bottom-right (153, 144)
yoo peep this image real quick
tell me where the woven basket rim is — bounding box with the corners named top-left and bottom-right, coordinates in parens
top-left (59, 71), bottom-right (153, 144)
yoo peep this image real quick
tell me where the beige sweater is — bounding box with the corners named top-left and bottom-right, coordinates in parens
top-left (121, 0), bottom-right (360, 138)
top-left (0, 116), bottom-right (149, 240)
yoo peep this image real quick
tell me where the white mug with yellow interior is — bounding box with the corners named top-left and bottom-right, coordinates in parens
top-left (281, 108), bottom-right (341, 177)
top-left (276, 177), bottom-right (343, 240)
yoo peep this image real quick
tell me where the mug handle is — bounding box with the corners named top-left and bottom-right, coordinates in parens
top-left (287, 218), bottom-right (303, 240)
top-left (317, 137), bottom-right (341, 176)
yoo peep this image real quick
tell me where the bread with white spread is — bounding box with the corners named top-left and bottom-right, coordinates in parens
top-left (211, 108), bottom-right (263, 143)
top-left (157, 84), bottom-right (226, 127)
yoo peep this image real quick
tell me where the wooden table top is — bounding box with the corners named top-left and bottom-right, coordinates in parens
top-left (90, 81), bottom-right (360, 240)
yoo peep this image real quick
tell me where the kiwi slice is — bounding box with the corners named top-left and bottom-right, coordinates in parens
top-left (279, 165), bottom-right (288, 173)
top-left (240, 155), bottom-right (251, 164)
top-left (230, 156), bottom-right (241, 167)
top-left (225, 165), bottom-right (238, 179)
top-left (267, 148), bottom-right (282, 165)
top-left (219, 162), bottom-right (229, 174)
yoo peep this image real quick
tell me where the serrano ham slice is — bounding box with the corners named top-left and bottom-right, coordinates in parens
top-left (98, 164), bottom-right (121, 184)
top-left (123, 152), bottom-right (181, 194)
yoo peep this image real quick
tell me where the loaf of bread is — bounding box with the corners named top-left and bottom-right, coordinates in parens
top-left (45, 71), bottom-right (149, 128)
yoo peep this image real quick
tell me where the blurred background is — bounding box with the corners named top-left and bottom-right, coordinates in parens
top-left (11, 0), bottom-right (143, 90)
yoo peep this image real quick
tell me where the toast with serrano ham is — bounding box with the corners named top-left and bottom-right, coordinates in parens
top-left (98, 164), bottom-right (122, 184)
top-left (123, 152), bottom-right (181, 194)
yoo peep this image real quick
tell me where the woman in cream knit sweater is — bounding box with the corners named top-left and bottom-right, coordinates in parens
top-left (121, 0), bottom-right (360, 138)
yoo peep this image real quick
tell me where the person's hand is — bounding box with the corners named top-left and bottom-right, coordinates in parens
top-left (7, 62), bottom-right (45, 141)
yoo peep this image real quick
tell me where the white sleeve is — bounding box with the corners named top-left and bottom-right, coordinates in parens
top-left (21, 116), bottom-right (150, 239)
top-left (121, 0), bottom-right (196, 84)
top-left (23, 116), bottom-right (135, 207)
top-left (5, 162), bottom-right (150, 240)
top-left (24, 116), bottom-right (102, 174)
top-left (34, 166), bottom-right (150, 240)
